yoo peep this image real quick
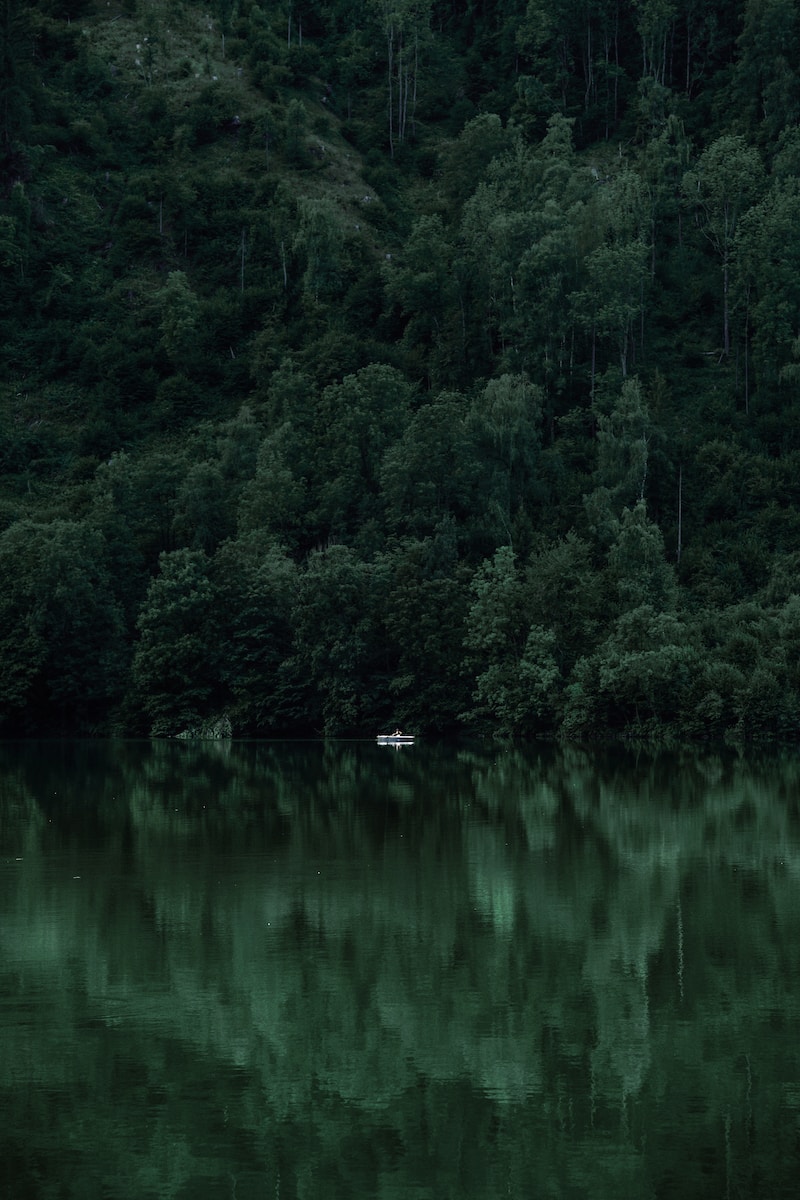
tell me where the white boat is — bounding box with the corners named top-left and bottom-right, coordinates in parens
top-left (377, 733), bottom-right (414, 745)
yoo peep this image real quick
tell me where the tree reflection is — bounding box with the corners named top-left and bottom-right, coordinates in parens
top-left (2, 740), bottom-right (800, 1197)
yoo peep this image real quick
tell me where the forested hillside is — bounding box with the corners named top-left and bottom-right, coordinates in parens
top-left (2, 0), bottom-right (800, 739)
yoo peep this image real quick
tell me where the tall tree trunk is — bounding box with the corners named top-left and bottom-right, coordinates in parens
top-left (584, 17), bottom-right (593, 110)
top-left (411, 26), bottom-right (419, 138)
top-left (591, 322), bottom-right (597, 400)
top-left (387, 24), bottom-right (394, 157)
top-left (681, 463), bottom-right (686, 566)
top-left (744, 283), bottom-right (750, 414)
top-left (397, 36), bottom-right (405, 144)
top-left (614, 2), bottom-right (620, 125)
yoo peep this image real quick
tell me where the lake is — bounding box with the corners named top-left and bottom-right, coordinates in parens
top-left (2, 738), bottom-right (800, 1199)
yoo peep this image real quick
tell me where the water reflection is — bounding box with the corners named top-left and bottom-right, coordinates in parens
top-left (2, 740), bottom-right (800, 1198)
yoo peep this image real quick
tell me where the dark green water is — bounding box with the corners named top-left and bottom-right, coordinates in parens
top-left (2, 739), bottom-right (800, 1199)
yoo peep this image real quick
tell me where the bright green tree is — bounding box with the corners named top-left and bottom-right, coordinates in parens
top-left (463, 545), bottom-right (560, 734)
top-left (608, 500), bottom-right (678, 612)
top-left (294, 197), bottom-right (344, 302)
top-left (682, 135), bottom-right (765, 357)
top-left (156, 270), bottom-right (200, 369)
top-left (131, 548), bottom-right (221, 735)
top-left (315, 363), bottom-right (415, 536)
top-left (563, 604), bottom-right (696, 736)
top-left (213, 533), bottom-right (299, 733)
top-left (379, 525), bottom-right (472, 731)
top-left (467, 373), bottom-right (544, 546)
top-left (379, 392), bottom-right (480, 541)
top-left (737, 179), bottom-right (800, 391)
top-left (597, 376), bottom-right (652, 505)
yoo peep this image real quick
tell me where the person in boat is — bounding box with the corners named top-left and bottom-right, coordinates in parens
top-left (393, 728), bottom-right (403, 737)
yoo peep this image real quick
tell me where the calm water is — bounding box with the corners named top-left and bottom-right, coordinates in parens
top-left (2, 739), bottom-right (800, 1199)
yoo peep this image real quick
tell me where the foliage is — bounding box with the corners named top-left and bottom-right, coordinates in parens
top-left (131, 548), bottom-right (221, 735)
top-left (0, 519), bottom-right (127, 732)
top-left (1, 0), bottom-right (799, 739)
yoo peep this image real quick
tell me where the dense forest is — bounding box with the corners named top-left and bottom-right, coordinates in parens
top-left (2, 0), bottom-right (800, 739)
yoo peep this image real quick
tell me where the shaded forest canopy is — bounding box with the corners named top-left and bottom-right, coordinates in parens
top-left (2, 0), bottom-right (800, 739)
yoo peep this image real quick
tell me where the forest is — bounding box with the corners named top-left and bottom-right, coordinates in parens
top-left (2, 0), bottom-right (800, 739)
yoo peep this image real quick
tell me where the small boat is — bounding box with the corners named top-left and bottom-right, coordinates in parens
top-left (377, 732), bottom-right (414, 745)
